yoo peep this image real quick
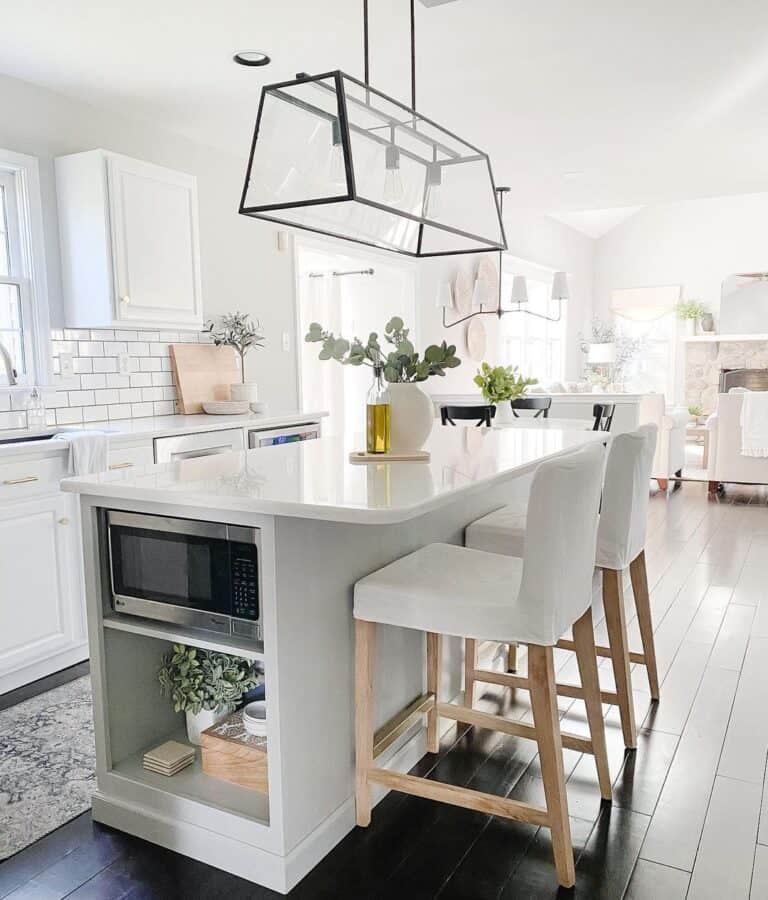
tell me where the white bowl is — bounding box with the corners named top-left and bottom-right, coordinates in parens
top-left (202, 400), bottom-right (250, 415)
top-left (242, 701), bottom-right (267, 737)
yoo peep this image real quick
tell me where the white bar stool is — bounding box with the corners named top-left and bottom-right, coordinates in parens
top-left (353, 444), bottom-right (609, 889)
top-left (465, 424), bottom-right (659, 749)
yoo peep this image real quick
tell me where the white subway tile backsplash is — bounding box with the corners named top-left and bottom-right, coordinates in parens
top-left (149, 343), bottom-right (170, 357)
top-left (77, 341), bottom-right (104, 357)
top-left (10, 390), bottom-right (31, 411)
top-left (0, 410), bottom-right (26, 430)
top-left (103, 341), bottom-right (128, 357)
top-left (161, 386), bottom-right (177, 401)
top-left (141, 387), bottom-right (163, 402)
top-left (46, 392), bottom-right (70, 409)
top-left (68, 390), bottom-right (96, 407)
top-left (158, 332), bottom-right (179, 343)
top-left (55, 407), bottom-right (84, 425)
top-left (92, 357), bottom-right (118, 373)
top-left (114, 330), bottom-right (138, 342)
top-left (106, 374), bottom-right (130, 389)
top-left (139, 358), bottom-right (162, 372)
top-left (54, 374), bottom-right (82, 391)
top-left (151, 371), bottom-right (173, 387)
top-left (131, 402), bottom-right (154, 418)
top-left (80, 374), bottom-right (107, 390)
top-left (129, 342), bottom-right (150, 357)
top-left (50, 329), bottom-right (64, 341)
top-left (83, 406), bottom-right (109, 422)
top-left (153, 401), bottom-right (175, 416)
top-left (137, 332), bottom-right (160, 342)
top-left (45, 410), bottom-right (56, 426)
top-left (73, 357), bottom-right (93, 374)
top-left (0, 392), bottom-right (10, 412)
top-left (52, 340), bottom-right (77, 356)
top-left (90, 329), bottom-right (115, 341)
top-left (63, 329), bottom-right (89, 341)
top-left (161, 358), bottom-right (173, 372)
top-left (94, 389), bottom-right (120, 406)
top-left (118, 388), bottom-right (142, 403)
top-left (107, 404), bottom-right (132, 419)
top-left (129, 373), bottom-right (152, 388)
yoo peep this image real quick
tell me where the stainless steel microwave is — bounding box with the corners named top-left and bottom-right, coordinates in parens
top-left (107, 511), bottom-right (262, 642)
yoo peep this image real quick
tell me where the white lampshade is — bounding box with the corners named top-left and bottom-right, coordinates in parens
top-left (551, 271), bottom-right (570, 301)
top-left (471, 278), bottom-right (487, 308)
top-left (510, 275), bottom-right (529, 305)
top-left (436, 282), bottom-right (454, 309)
top-left (587, 342), bottom-right (616, 364)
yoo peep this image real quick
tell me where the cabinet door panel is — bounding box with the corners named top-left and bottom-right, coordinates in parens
top-left (0, 495), bottom-right (85, 683)
top-left (108, 156), bottom-right (202, 326)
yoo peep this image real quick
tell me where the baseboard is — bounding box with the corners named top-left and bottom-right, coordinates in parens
top-left (0, 644), bottom-right (89, 700)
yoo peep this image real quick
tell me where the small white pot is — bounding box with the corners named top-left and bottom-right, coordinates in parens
top-left (493, 401), bottom-right (515, 424)
top-left (231, 382), bottom-right (259, 403)
top-left (186, 707), bottom-right (228, 745)
top-left (389, 382), bottom-right (434, 453)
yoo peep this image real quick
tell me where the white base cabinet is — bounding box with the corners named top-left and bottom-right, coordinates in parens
top-left (0, 493), bottom-right (87, 694)
top-left (55, 149), bottom-right (203, 330)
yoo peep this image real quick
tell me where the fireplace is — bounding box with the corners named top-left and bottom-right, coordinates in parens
top-left (719, 368), bottom-right (768, 392)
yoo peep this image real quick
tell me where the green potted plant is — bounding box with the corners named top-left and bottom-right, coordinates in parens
top-left (306, 316), bottom-right (461, 452)
top-left (473, 363), bottom-right (537, 422)
top-left (158, 644), bottom-right (258, 744)
top-left (205, 312), bottom-right (266, 405)
top-left (675, 300), bottom-right (708, 337)
top-left (688, 403), bottom-right (704, 424)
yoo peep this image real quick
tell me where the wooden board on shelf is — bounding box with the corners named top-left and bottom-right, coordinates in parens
top-left (170, 343), bottom-right (240, 414)
top-left (201, 710), bottom-right (268, 794)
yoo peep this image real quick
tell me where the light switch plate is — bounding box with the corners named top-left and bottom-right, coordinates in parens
top-left (282, 332), bottom-right (291, 352)
top-left (59, 352), bottom-right (74, 377)
top-left (118, 351), bottom-right (131, 375)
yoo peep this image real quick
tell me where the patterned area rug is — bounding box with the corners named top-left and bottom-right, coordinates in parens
top-left (0, 676), bottom-right (95, 860)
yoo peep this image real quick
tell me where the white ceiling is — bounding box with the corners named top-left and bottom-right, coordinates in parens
top-left (4, 0), bottom-right (768, 220)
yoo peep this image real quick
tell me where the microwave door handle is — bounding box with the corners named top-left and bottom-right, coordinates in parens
top-left (171, 445), bottom-right (236, 461)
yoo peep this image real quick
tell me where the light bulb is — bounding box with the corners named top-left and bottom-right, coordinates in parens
top-left (384, 139), bottom-right (405, 203)
top-left (423, 161), bottom-right (442, 219)
top-left (329, 142), bottom-right (346, 187)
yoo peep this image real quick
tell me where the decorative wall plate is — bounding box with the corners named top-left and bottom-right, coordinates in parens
top-left (476, 257), bottom-right (499, 306)
top-left (454, 270), bottom-right (473, 315)
top-left (466, 317), bottom-right (487, 362)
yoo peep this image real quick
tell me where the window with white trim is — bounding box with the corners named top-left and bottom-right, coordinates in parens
top-left (498, 258), bottom-right (564, 383)
top-left (0, 169), bottom-right (27, 383)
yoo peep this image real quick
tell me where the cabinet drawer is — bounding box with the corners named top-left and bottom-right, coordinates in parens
top-left (107, 443), bottom-right (154, 472)
top-left (0, 455), bottom-right (68, 500)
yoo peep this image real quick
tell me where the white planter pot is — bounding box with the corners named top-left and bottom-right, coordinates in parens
top-left (185, 707), bottom-right (228, 745)
top-left (230, 382), bottom-right (259, 403)
top-left (493, 401), bottom-right (515, 424)
top-left (389, 382), bottom-right (434, 453)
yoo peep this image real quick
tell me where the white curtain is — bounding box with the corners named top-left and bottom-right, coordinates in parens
top-left (610, 285), bottom-right (680, 322)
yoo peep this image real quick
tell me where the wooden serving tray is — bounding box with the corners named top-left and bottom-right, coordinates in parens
top-left (200, 709), bottom-right (268, 793)
top-left (349, 450), bottom-right (431, 464)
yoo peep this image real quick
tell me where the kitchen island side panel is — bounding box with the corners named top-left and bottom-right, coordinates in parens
top-left (272, 469), bottom-right (534, 854)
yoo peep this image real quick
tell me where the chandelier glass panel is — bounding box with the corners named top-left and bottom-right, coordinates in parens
top-left (240, 71), bottom-right (506, 257)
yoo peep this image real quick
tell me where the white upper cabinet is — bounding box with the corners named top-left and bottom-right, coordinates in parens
top-left (56, 149), bottom-right (203, 329)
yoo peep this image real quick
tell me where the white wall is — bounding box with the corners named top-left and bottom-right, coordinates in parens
top-left (593, 192), bottom-right (768, 325)
top-left (416, 208), bottom-right (595, 395)
top-left (0, 74), bottom-right (298, 410)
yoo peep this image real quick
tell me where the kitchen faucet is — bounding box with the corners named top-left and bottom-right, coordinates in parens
top-left (0, 339), bottom-right (18, 385)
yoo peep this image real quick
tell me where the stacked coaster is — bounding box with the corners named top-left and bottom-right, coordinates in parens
top-left (143, 740), bottom-right (195, 777)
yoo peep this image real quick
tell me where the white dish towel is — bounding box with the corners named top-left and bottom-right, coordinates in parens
top-left (53, 430), bottom-right (109, 475)
top-left (740, 390), bottom-right (768, 457)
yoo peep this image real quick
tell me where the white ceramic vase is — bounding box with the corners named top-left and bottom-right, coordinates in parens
top-left (493, 401), bottom-right (514, 424)
top-left (186, 707), bottom-right (228, 745)
top-left (230, 382), bottom-right (259, 403)
top-left (388, 382), bottom-right (434, 453)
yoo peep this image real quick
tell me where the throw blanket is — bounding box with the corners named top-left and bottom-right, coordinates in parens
top-left (740, 391), bottom-right (768, 457)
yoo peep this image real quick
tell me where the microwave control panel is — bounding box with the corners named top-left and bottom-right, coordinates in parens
top-left (232, 543), bottom-right (259, 621)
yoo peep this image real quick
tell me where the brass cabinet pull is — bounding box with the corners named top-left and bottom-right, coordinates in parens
top-left (108, 462), bottom-right (134, 470)
top-left (3, 475), bottom-right (39, 485)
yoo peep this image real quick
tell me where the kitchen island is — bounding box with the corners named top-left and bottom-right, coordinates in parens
top-left (62, 426), bottom-right (607, 893)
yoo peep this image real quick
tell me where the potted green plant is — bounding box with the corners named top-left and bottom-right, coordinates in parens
top-left (473, 363), bottom-right (537, 422)
top-left (688, 403), bottom-right (704, 424)
top-left (205, 312), bottom-right (266, 405)
top-left (675, 300), bottom-right (708, 337)
top-left (158, 644), bottom-right (258, 744)
top-left (305, 316), bottom-right (461, 452)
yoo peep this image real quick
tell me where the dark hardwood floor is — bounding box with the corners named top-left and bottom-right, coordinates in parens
top-left (3, 480), bottom-right (768, 899)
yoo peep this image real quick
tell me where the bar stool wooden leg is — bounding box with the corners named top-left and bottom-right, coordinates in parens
top-left (507, 642), bottom-right (518, 672)
top-left (355, 619), bottom-right (376, 827)
top-left (427, 632), bottom-right (442, 753)
top-left (464, 638), bottom-right (476, 708)
top-left (602, 568), bottom-right (637, 749)
top-left (630, 550), bottom-right (660, 701)
top-left (572, 608), bottom-right (612, 801)
top-left (529, 644), bottom-right (576, 889)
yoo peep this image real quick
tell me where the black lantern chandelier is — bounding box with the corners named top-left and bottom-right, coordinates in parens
top-left (238, 0), bottom-right (506, 257)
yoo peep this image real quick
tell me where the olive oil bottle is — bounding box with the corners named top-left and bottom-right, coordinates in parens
top-left (366, 365), bottom-right (391, 454)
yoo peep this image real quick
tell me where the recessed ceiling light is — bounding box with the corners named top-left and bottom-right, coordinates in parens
top-left (562, 171), bottom-right (584, 178)
top-left (233, 50), bottom-right (271, 67)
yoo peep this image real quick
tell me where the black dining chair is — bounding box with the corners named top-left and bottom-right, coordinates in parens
top-left (440, 405), bottom-right (494, 427)
top-left (592, 403), bottom-right (616, 432)
top-left (510, 397), bottom-right (552, 419)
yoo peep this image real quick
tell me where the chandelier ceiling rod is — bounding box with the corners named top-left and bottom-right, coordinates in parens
top-left (363, 0), bottom-right (417, 109)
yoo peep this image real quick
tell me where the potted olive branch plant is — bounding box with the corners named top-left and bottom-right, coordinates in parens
top-left (473, 363), bottom-right (538, 423)
top-left (158, 644), bottom-right (258, 744)
top-left (306, 316), bottom-right (461, 452)
top-left (205, 312), bottom-right (265, 405)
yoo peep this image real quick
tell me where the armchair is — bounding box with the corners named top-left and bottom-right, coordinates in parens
top-left (638, 394), bottom-right (688, 490)
top-left (707, 393), bottom-right (768, 492)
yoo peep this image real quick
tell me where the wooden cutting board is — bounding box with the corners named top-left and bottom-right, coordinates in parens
top-left (170, 343), bottom-right (240, 414)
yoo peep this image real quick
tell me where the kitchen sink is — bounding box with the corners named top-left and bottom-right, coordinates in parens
top-left (0, 432), bottom-right (58, 446)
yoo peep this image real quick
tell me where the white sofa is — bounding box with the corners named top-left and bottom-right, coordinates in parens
top-left (707, 393), bottom-right (768, 491)
top-left (638, 394), bottom-right (688, 490)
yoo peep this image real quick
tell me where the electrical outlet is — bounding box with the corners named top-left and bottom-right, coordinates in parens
top-left (282, 332), bottom-right (290, 352)
top-left (59, 353), bottom-right (74, 377)
top-left (118, 350), bottom-right (131, 375)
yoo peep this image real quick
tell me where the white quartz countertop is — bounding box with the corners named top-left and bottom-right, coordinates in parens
top-left (0, 410), bottom-right (327, 460)
top-left (61, 426), bottom-right (608, 524)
